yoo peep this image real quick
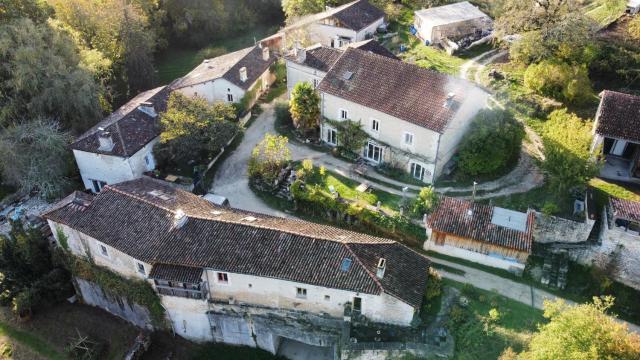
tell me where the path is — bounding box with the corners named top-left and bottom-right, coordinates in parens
top-left (430, 257), bottom-right (640, 334)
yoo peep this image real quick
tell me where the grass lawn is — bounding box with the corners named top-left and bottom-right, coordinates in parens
top-left (486, 184), bottom-right (575, 218)
top-left (156, 24), bottom-right (280, 84)
top-left (0, 320), bottom-right (65, 360)
top-left (445, 279), bottom-right (544, 360)
top-left (586, 3), bottom-right (626, 28)
top-left (400, 45), bottom-right (466, 75)
top-left (589, 177), bottom-right (640, 202)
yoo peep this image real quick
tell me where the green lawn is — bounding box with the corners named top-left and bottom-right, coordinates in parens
top-left (0, 321), bottom-right (65, 360)
top-left (589, 177), bottom-right (640, 202)
top-left (586, 3), bottom-right (626, 28)
top-left (156, 24), bottom-right (280, 84)
top-left (445, 279), bottom-right (545, 360)
top-left (400, 45), bottom-right (466, 75)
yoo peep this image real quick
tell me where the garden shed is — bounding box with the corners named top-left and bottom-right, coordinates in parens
top-left (413, 1), bottom-right (493, 45)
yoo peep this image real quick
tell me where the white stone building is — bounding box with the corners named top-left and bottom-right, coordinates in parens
top-left (414, 2), bottom-right (493, 46)
top-left (70, 86), bottom-right (170, 193)
top-left (315, 48), bottom-right (488, 183)
top-left (172, 44), bottom-right (276, 107)
top-left (283, 0), bottom-right (385, 48)
top-left (43, 178), bottom-right (430, 355)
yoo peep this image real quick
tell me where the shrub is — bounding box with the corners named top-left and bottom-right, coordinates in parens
top-left (423, 268), bottom-right (442, 313)
top-left (248, 134), bottom-right (291, 188)
top-left (457, 109), bottom-right (524, 177)
top-left (289, 82), bottom-right (320, 133)
top-left (542, 201), bottom-right (560, 216)
top-left (524, 61), bottom-right (595, 105)
top-left (412, 187), bottom-right (438, 217)
top-left (12, 289), bottom-right (33, 317)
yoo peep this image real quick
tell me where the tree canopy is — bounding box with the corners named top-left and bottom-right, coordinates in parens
top-left (290, 82), bottom-right (320, 132)
top-left (155, 92), bottom-right (239, 168)
top-left (248, 134), bottom-right (292, 186)
top-left (507, 297), bottom-right (640, 360)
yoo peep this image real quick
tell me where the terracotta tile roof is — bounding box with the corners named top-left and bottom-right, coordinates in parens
top-left (70, 86), bottom-right (171, 157)
top-left (595, 90), bottom-right (640, 142)
top-left (332, 0), bottom-right (385, 31)
top-left (317, 48), bottom-right (472, 133)
top-left (44, 177), bottom-right (429, 308)
top-left (610, 196), bottom-right (640, 223)
top-left (346, 39), bottom-right (398, 60)
top-left (172, 45), bottom-right (276, 90)
top-left (285, 40), bottom-right (397, 73)
top-left (427, 196), bottom-right (535, 252)
top-left (149, 264), bottom-right (203, 284)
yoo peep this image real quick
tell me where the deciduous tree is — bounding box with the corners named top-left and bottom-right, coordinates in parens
top-left (248, 134), bottom-right (292, 186)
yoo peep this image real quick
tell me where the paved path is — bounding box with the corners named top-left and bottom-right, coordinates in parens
top-left (431, 257), bottom-right (640, 333)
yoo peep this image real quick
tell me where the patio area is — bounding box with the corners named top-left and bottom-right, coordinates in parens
top-left (600, 156), bottom-right (640, 184)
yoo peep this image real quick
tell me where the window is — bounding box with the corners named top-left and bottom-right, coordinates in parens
top-left (90, 179), bottom-right (107, 193)
top-left (296, 287), bottom-right (307, 299)
top-left (339, 109), bottom-right (348, 120)
top-left (217, 272), bottom-right (229, 284)
top-left (365, 142), bottom-right (383, 163)
top-left (136, 262), bottom-right (146, 275)
top-left (326, 127), bottom-right (338, 146)
top-left (313, 78), bottom-right (320, 88)
top-left (371, 119), bottom-right (379, 132)
top-left (353, 296), bottom-right (362, 313)
top-left (154, 279), bottom-right (204, 299)
top-left (98, 243), bottom-right (109, 257)
top-left (227, 93), bottom-right (234, 102)
top-left (144, 153), bottom-right (155, 171)
top-left (403, 132), bottom-right (414, 146)
top-left (324, 295), bottom-right (331, 301)
top-left (410, 162), bottom-right (426, 181)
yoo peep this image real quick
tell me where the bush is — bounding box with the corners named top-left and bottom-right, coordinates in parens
top-left (541, 201), bottom-right (560, 216)
top-left (457, 109), bottom-right (524, 177)
top-left (524, 61), bottom-right (595, 105)
top-left (248, 134), bottom-right (291, 188)
top-left (12, 289), bottom-right (33, 317)
top-left (412, 187), bottom-right (438, 217)
top-left (423, 267), bottom-right (442, 314)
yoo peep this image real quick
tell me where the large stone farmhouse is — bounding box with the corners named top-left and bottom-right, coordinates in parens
top-left (591, 90), bottom-right (640, 184)
top-left (300, 47), bottom-right (488, 183)
top-left (43, 178), bottom-right (430, 354)
top-left (71, 44), bottom-right (275, 193)
top-left (283, 0), bottom-right (385, 48)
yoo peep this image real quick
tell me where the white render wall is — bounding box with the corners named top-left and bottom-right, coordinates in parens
top-left (320, 92), bottom-right (440, 182)
top-left (205, 270), bottom-right (415, 326)
top-left (177, 78), bottom-right (246, 105)
top-left (286, 59), bottom-right (327, 97)
top-left (423, 239), bottom-right (525, 271)
top-left (73, 139), bottom-right (158, 192)
top-left (355, 18), bottom-right (385, 41)
top-left (309, 23), bottom-right (357, 47)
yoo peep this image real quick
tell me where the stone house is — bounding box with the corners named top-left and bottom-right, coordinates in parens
top-left (591, 90), bottom-right (640, 184)
top-left (284, 39), bottom-right (396, 97)
top-left (71, 44), bottom-right (276, 193)
top-left (70, 86), bottom-right (171, 193)
top-left (283, 0), bottom-right (385, 48)
top-left (414, 2), bottom-right (493, 46)
top-left (43, 178), bottom-right (430, 355)
top-left (172, 44), bottom-right (276, 108)
top-left (316, 48), bottom-right (488, 183)
top-left (424, 196), bottom-right (535, 272)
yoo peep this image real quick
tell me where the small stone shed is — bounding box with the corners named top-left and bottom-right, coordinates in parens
top-left (414, 1), bottom-right (493, 45)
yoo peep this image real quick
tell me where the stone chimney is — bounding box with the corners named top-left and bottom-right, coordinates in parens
top-left (262, 46), bottom-right (270, 61)
top-left (443, 92), bottom-right (456, 108)
top-left (239, 67), bottom-right (248, 82)
top-left (97, 127), bottom-right (114, 152)
top-left (376, 258), bottom-right (386, 279)
top-left (174, 209), bottom-right (188, 228)
top-left (138, 101), bottom-right (157, 118)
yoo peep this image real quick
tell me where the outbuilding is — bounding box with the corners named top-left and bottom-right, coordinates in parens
top-left (413, 1), bottom-right (493, 45)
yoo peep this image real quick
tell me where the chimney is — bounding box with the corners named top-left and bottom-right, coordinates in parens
top-left (376, 258), bottom-right (386, 279)
top-left (443, 92), bottom-right (456, 108)
top-left (239, 67), bottom-right (248, 82)
top-left (97, 127), bottom-right (114, 152)
top-left (174, 209), bottom-right (188, 228)
top-left (138, 101), bottom-right (157, 118)
top-left (262, 47), bottom-right (270, 61)
top-left (294, 42), bottom-right (306, 63)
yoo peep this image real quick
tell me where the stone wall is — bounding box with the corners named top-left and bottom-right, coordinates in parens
top-left (76, 278), bottom-right (153, 329)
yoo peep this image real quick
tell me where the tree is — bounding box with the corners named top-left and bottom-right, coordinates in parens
top-left (248, 134), bottom-right (292, 187)
top-left (629, 16), bottom-right (640, 41)
top-left (412, 187), bottom-right (438, 217)
top-left (0, 120), bottom-right (72, 199)
top-left (0, 0), bottom-right (52, 24)
top-left (155, 93), bottom-right (239, 167)
top-left (541, 109), bottom-right (598, 194)
top-left (0, 18), bottom-right (104, 133)
top-left (336, 120), bottom-right (368, 156)
top-left (457, 109), bottom-right (524, 177)
top-left (290, 82), bottom-right (320, 133)
top-left (509, 297), bottom-right (640, 359)
top-left (283, 0), bottom-right (325, 21)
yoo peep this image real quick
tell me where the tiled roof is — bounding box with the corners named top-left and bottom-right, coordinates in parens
top-left (44, 177), bottom-right (429, 308)
top-left (427, 196), bottom-right (535, 252)
top-left (172, 45), bottom-right (276, 90)
top-left (317, 48), bottom-right (472, 133)
top-left (332, 0), bottom-right (385, 31)
top-left (595, 90), bottom-right (640, 142)
top-left (610, 196), bottom-right (640, 223)
top-left (149, 264), bottom-right (203, 284)
top-left (70, 86), bottom-right (171, 157)
top-left (286, 40), bottom-right (397, 73)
